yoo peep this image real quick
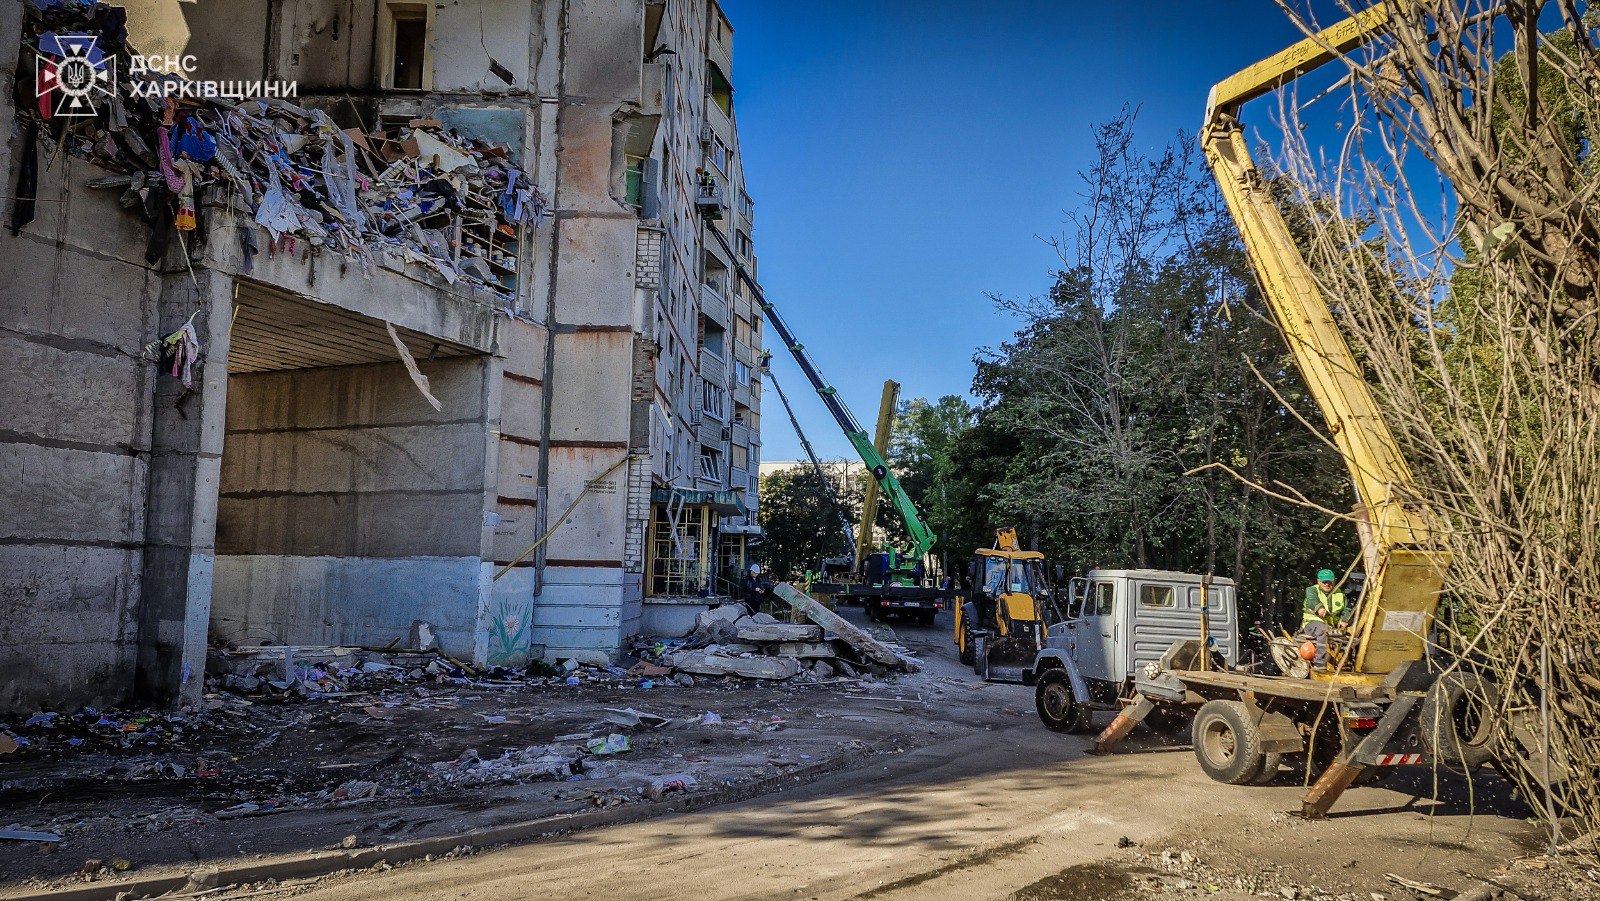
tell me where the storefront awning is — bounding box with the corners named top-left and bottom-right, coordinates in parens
top-left (652, 487), bottom-right (746, 516)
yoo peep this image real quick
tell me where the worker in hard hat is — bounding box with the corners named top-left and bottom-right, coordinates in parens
top-left (741, 563), bottom-right (770, 611)
top-left (1299, 569), bottom-right (1348, 670)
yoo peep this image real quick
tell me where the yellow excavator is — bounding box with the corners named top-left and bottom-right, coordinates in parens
top-left (1090, 3), bottom-right (1562, 818)
top-left (956, 528), bottom-right (1057, 682)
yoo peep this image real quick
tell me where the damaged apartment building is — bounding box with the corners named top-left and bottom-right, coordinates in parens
top-left (0, 0), bottom-right (765, 715)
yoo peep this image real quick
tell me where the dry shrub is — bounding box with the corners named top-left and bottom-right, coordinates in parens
top-left (1265, 1), bottom-right (1600, 852)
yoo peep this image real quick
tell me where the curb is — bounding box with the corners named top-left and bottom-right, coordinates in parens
top-left (1, 745), bottom-right (881, 901)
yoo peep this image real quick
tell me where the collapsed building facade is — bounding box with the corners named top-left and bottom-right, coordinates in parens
top-left (0, 0), bottom-right (765, 715)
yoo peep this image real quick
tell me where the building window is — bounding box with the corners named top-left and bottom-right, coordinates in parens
top-left (708, 133), bottom-right (729, 174)
top-left (738, 191), bottom-right (754, 220)
top-left (649, 503), bottom-right (709, 597)
top-left (731, 444), bottom-right (748, 471)
top-left (701, 378), bottom-right (726, 420)
top-left (707, 62), bottom-right (733, 116)
top-left (698, 445), bottom-right (722, 481)
top-left (732, 359), bottom-right (750, 385)
top-left (702, 320), bottom-right (726, 359)
top-left (382, 3), bottom-right (431, 90)
top-left (736, 228), bottom-right (752, 259)
top-left (625, 155), bottom-right (646, 210)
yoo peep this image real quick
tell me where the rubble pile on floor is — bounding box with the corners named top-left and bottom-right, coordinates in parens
top-left (639, 598), bottom-right (920, 681)
top-left (17, 2), bottom-right (547, 305)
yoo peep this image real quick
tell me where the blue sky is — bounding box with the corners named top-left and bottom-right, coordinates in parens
top-left (722, 0), bottom-right (1348, 461)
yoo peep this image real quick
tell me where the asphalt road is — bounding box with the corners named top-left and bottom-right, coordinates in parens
top-left (279, 609), bottom-right (1542, 901)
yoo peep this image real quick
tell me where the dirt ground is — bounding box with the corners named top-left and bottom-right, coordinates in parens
top-left (3, 610), bottom-right (1592, 900)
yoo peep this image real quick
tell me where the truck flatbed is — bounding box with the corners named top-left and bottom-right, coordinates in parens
top-left (1170, 668), bottom-right (1392, 704)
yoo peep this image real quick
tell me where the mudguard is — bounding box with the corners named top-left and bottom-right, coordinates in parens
top-left (1032, 648), bottom-right (1090, 706)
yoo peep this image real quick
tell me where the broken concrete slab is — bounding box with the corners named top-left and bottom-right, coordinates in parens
top-left (664, 652), bottom-right (800, 680)
top-left (771, 641), bottom-right (839, 659)
top-left (697, 605), bottom-right (747, 629)
top-left (773, 583), bottom-right (919, 672)
top-left (734, 623), bottom-right (824, 643)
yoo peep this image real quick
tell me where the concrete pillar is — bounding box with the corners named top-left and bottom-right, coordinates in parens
top-left (136, 269), bottom-right (233, 705)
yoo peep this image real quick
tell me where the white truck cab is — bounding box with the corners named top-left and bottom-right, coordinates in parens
top-left (1032, 570), bottom-right (1237, 733)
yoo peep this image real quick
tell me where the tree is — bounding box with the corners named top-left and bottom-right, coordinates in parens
top-left (756, 465), bottom-right (856, 581)
top-left (940, 110), bottom-right (1358, 626)
top-left (884, 395), bottom-right (975, 559)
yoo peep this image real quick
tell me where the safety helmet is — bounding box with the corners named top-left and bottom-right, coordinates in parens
top-left (749, 564), bottom-right (761, 575)
top-left (1316, 569), bottom-right (1336, 583)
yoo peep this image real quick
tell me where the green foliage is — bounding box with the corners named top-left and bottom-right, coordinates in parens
top-left (882, 395), bottom-right (975, 557)
top-left (756, 465), bottom-right (855, 581)
top-left (892, 114), bottom-right (1360, 625)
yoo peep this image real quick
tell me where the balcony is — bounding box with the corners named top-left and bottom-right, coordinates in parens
top-left (700, 280), bottom-right (731, 329)
top-left (699, 351), bottom-right (725, 388)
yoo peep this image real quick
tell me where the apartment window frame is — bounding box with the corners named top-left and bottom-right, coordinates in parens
top-left (697, 445), bottom-right (722, 481)
top-left (378, 1), bottom-right (434, 91)
top-left (701, 378), bottom-right (727, 421)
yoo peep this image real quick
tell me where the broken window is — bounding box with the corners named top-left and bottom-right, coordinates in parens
top-left (731, 444), bottom-right (748, 471)
top-left (701, 378), bottom-right (726, 421)
top-left (707, 62), bottom-right (733, 117)
top-left (701, 319), bottom-right (726, 359)
top-left (697, 446), bottom-right (722, 481)
top-left (649, 502), bottom-right (708, 597)
top-left (625, 155), bottom-right (646, 210)
top-left (384, 3), bottom-right (430, 90)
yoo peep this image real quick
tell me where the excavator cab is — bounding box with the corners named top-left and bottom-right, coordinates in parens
top-left (955, 529), bottom-right (1056, 682)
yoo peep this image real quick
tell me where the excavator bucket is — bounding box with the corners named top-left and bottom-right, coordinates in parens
top-left (974, 634), bottom-right (1034, 683)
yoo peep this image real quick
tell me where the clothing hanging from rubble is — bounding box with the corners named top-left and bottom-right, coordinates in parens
top-left (16, 1), bottom-right (552, 306)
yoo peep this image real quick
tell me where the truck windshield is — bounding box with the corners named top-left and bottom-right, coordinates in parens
top-left (1007, 561), bottom-right (1036, 595)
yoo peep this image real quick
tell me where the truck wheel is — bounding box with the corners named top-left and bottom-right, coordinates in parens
top-left (1421, 672), bottom-right (1500, 770)
top-left (1035, 669), bottom-right (1092, 734)
top-left (975, 635), bottom-right (991, 680)
top-left (1249, 751), bottom-right (1283, 784)
top-left (1192, 700), bottom-right (1266, 785)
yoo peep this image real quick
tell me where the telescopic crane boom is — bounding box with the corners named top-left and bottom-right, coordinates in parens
top-left (704, 225), bottom-right (938, 569)
top-left (763, 357), bottom-right (858, 559)
top-left (1201, 2), bottom-right (1446, 680)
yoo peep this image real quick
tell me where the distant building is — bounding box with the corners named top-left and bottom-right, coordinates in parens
top-left (0, 0), bottom-right (762, 713)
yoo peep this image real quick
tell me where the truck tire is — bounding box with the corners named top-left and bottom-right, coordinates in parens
top-left (1192, 700), bottom-right (1267, 785)
top-left (1249, 751), bottom-right (1283, 784)
top-left (958, 604), bottom-right (978, 666)
top-left (1421, 672), bottom-right (1500, 769)
top-left (1035, 668), bottom-right (1092, 734)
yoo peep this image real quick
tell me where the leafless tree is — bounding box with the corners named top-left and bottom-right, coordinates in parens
top-left (1268, 0), bottom-right (1600, 855)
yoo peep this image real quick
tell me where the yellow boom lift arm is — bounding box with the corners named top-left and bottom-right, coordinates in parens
top-left (1201, 2), bottom-right (1448, 680)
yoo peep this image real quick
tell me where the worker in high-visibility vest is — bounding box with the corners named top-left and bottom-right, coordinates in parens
top-left (1299, 569), bottom-right (1348, 669)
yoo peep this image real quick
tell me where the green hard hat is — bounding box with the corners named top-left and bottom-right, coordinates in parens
top-left (1317, 569), bottom-right (1337, 582)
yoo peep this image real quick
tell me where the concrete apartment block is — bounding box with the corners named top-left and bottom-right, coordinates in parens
top-left (0, 0), bottom-right (763, 714)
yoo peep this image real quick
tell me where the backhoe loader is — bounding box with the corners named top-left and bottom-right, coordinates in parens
top-left (955, 529), bottom-right (1059, 683)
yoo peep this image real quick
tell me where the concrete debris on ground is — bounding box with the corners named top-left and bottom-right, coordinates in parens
top-left (641, 595), bottom-right (920, 682)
